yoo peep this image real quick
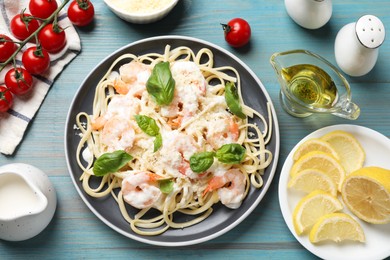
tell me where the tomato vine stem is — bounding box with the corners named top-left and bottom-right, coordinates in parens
top-left (0, 0), bottom-right (71, 73)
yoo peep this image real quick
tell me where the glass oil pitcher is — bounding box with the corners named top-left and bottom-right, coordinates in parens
top-left (270, 50), bottom-right (360, 120)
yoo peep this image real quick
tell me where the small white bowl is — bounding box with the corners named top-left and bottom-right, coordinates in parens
top-left (104, 0), bottom-right (179, 24)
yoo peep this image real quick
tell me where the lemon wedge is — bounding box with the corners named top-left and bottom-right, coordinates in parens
top-left (288, 169), bottom-right (337, 196)
top-left (321, 130), bottom-right (365, 175)
top-left (290, 151), bottom-right (346, 191)
top-left (309, 213), bottom-right (365, 243)
top-left (292, 190), bottom-right (343, 235)
top-left (293, 138), bottom-right (339, 161)
top-left (341, 167), bottom-right (390, 224)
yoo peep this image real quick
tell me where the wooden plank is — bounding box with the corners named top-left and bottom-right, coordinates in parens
top-left (1, 0), bottom-right (389, 258)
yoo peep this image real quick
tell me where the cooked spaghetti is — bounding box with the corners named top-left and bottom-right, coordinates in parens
top-left (75, 45), bottom-right (273, 235)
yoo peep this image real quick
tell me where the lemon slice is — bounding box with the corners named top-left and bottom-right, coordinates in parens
top-left (293, 138), bottom-right (340, 161)
top-left (288, 169), bottom-right (337, 196)
top-left (321, 130), bottom-right (365, 175)
top-left (292, 190), bottom-right (343, 235)
top-left (309, 213), bottom-right (365, 243)
top-left (341, 167), bottom-right (390, 224)
top-left (290, 151), bottom-right (346, 191)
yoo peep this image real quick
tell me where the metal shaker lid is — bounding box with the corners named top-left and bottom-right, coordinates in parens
top-left (355, 15), bottom-right (385, 49)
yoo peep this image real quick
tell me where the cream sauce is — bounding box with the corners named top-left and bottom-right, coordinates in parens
top-left (0, 173), bottom-right (46, 219)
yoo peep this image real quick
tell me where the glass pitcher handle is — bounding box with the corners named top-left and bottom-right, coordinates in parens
top-left (332, 101), bottom-right (360, 120)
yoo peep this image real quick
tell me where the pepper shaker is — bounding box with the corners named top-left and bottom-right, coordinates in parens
top-left (335, 15), bottom-right (385, 77)
top-left (285, 0), bottom-right (332, 29)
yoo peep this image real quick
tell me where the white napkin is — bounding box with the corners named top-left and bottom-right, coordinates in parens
top-left (0, 0), bottom-right (81, 155)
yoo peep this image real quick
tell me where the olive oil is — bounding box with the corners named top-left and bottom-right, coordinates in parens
top-left (281, 64), bottom-right (338, 107)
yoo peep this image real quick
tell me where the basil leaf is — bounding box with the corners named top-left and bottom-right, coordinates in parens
top-left (146, 62), bottom-right (175, 105)
top-left (225, 82), bottom-right (246, 119)
top-left (158, 179), bottom-right (174, 194)
top-left (215, 143), bottom-right (246, 164)
top-left (93, 150), bottom-right (133, 176)
top-left (154, 133), bottom-right (162, 152)
top-left (190, 152), bottom-right (215, 173)
top-left (135, 115), bottom-right (163, 152)
top-left (135, 115), bottom-right (159, 136)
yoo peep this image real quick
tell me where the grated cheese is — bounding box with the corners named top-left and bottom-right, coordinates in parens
top-left (108, 0), bottom-right (175, 14)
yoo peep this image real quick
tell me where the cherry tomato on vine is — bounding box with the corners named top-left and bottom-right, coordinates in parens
top-left (222, 18), bottom-right (251, 48)
top-left (5, 68), bottom-right (34, 96)
top-left (38, 24), bottom-right (67, 53)
top-left (0, 34), bottom-right (17, 62)
top-left (29, 0), bottom-right (58, 19)
top-left (10, 13), bottom-right (40, 41)
top-left (0, 86), bottom-right (13, 112)
top-left (22, 47), bottom-right (51, 75)
top-left (67, 0), bottom-right (95, 27)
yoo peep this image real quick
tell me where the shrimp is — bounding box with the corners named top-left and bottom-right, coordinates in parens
top-left (100, 116), bottom-right (136, 153)
top-left (158, 130), bottom-right (200, 179)
top-left (170, 61), bottom-right (207, 95)
top-left (207, 113), bottom-right (240, 149)
top-left (161, 87), bottom-right (198, 128)
top-left (113, 61), bottom-right (151, 97)
top-left (120, 61), bottom-right (151, 85)
top-left (121, 171), bottom-right (162, 209)
top-left (91, 95), bottom-right (141, 131)
top-left (160, 61), bottom-right (207, 128)
top-left (204, 168), bottom-right (246, 209)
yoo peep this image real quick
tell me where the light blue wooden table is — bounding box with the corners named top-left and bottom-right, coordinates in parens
top-left (1, 1), bottom-right (389, 259)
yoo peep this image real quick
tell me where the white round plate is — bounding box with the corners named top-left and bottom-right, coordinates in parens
top-left (279, 124), bottom-right (390, 260)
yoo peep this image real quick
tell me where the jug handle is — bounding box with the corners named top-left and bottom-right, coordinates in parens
top-left (332, 100), bottom-right (360, 120)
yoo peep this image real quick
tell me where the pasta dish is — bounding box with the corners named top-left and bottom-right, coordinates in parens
top-left (75, 45), bottom-right (273, 235)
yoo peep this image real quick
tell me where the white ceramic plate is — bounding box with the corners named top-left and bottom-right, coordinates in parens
top-left (279, 124), bottom-right (390, 260)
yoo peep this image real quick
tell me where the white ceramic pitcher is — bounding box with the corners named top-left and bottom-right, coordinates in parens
top-left (0, 163), bottom-right (57, 241)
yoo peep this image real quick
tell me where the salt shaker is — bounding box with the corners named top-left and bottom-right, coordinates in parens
top-left (335, 15), bottom-right (385, 77)
top-left (284, 0), bottom-right (332, 29)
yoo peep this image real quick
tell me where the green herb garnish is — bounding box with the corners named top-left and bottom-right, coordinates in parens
top-left (146, 61), bottom-right (175, 106)
top-left (225, 81), bottom-right (246, 119)
top-left (215, 143), bottom-right (246, 164)
top-left (189, 151), bottom-right (216, 173)
top-left (93, 150), bottom-right (132, 176)
top-left (158, 179), bottom-right (174, 194)
top-left (135, 115), bottom-right (162, 152)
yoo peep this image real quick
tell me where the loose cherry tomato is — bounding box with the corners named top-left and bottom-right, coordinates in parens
top-left (0, 86), bottom-right (13, 112)
top-left (38, 24), bottom-right (67, 53)
top-left (22, 46), bottom-right (50, 75)
top-left (67, 0), bottom-right (95, 27)
top-left (10, 13), bottom-right (40, 41)
top-left (0, 34), bottom-right (17, 62)
top-left (222, 18), bottom-right (251, 48)
top-left (5, 68), bottom-right (34, 96)
top-left (29, 0), bottom-right (58, 19)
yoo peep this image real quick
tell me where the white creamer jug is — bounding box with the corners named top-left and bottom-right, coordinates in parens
top-left (285, 0), bottom-right (332, 29)
top-left (0, 163), bottom-right (57, 241)
top-left (335, 15), bottom-right (385, 77)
